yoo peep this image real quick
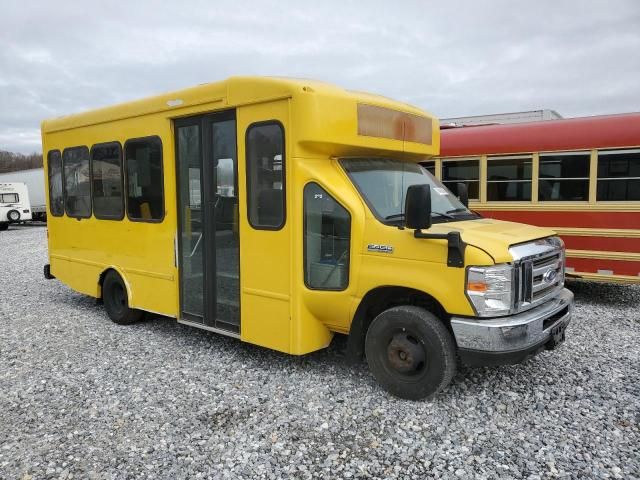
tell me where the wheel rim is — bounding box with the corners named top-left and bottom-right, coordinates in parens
top-left (8, 211), bottom-right (18, 221)
top-left (385, 331), bottom-right (427, 376)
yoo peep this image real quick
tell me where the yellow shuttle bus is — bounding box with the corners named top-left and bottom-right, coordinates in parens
top-left (42, 77), bottom-right (573, 399)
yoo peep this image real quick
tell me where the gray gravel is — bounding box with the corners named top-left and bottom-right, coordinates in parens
top-left (1, 224), bottom-right (639, 479)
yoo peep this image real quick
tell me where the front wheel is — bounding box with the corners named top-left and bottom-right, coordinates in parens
top-left (102, 271), bottom-right (144, 325)
top-left (365, 306), bottom-right (457, 400)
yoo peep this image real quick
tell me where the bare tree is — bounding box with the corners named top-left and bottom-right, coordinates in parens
top-left (0, 151), bottom-right (44, 173)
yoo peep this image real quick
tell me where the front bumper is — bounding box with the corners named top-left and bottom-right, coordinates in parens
top-left (451, 288), bottom-right (574, 366)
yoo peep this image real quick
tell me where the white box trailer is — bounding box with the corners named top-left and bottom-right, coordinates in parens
top-left (0, 182), bottom-right (32, 230)
top-left (0, 168), bottom-right (46, 221)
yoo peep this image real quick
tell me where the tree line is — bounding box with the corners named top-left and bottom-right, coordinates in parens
top-left (0, 151), bottom-right (43, 173)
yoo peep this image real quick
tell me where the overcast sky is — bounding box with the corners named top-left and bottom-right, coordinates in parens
top-left (1, 0), bottom-right (639, 153)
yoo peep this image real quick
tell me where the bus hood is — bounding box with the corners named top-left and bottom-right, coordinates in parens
top-left (439, 217), bottom-right (557, 264)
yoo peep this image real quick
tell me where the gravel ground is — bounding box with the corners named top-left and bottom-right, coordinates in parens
top-left (1, 224), bottom-right (639, 479)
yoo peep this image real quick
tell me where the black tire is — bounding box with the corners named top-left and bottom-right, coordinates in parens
top-left (0, 223), bottom-right (8, 231)
top-left (102, 270), bottom-right (144, 325)
top-left (365, 306), bottom-right (457, 400)
top-left (7, 210), bottom-right (20, 222)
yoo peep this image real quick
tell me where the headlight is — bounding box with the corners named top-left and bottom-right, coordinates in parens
top-left (466, 264), bottom-right (514, 317)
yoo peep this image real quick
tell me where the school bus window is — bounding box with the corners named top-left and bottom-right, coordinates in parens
top-left (487, 156), bottom-right (532, 201)
top-left (421, 161), bottom-right (436, 175)
top-left (125, 136), bottom-right (164, 221)
top-left (246, 122), bottom-right (285, 229)
top-left (304, 183), bottom-right (350, 290)
top-left (47, 150), bottom-right (64, 217)
top-left (538, 152), bottom-right (590, 201)
top-left (63, 146), bottom-right (91, 218)
top-left (442, 159), bottom-right (480, 200)
top-left (597, 149), bottom-right (640, 201)
top-left (91, 142), bottom-right (124, 219)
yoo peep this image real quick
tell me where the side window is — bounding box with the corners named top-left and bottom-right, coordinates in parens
top-left (597, 149), bottom-right (640, 201)
top-left (48, 150), bottom-right (64, 216)
top-left (63, 146), bottom-right (91, 218)
top-left (1, 193), bottom-right (19, 203)
top-left (442, 159), bottom-right (480, 200)
top-left (539, 152), bottom-right (590, 201)
top-left (487, 156), bottom-right (532, 201)
top-left (125, 136), bottom-right (164, 221)
top-left (246, 122), bottom-right (285, 229)
top-left (91, 142), bottom-right (124, 219)
top-left (304, 183), bottom-right (351, 290)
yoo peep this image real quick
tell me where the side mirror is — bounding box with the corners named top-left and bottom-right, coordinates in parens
top-left (405, 184), bottom-right (432, 230)
top-left (456, 183), bottom-right (469, 208)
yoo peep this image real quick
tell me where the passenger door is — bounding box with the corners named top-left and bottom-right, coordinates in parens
top-left (175, 110), bottom-right (240, 333)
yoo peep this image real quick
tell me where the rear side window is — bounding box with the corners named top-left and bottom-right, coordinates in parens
top-left (246, 122), bottom-right (285, 229)
top-left (538, 152), bottom-right (590, 201)
top-left (125, 136), bottom-right (164, 221)
top-left (597, 149), bottom-right (640, 201)
top-left (63, 146), bottom-right (91, 218)
top-left (487, 156), bottom-right (532, 201)
top-left (421, 161), bottom-right (436, 175)
top-left (304, 183), bottom-right (351, 290)
top-left (442, 159), bottom-right (480, 200)
top-left (47, 150), bottom-right (64, 216)
top-left (91, 142), bottom-right (124, 219)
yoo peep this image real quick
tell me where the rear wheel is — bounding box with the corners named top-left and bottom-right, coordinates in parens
top-left (102, 271), bottom-right (143, 325)
top-left (7, 210), bottom-right (20, 222)
top-left (0, 223), bottom-right (8, 231)
top-left (365, 306), bottom-right (457, 400)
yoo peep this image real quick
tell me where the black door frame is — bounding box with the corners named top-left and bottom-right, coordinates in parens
top-left (174, 108), bottom-right (239, 332)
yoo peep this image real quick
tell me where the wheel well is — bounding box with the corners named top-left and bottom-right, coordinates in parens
top-left (345, 286), bottom-right (449, 364)
top-left (98, 268), bottom-right (118, 302)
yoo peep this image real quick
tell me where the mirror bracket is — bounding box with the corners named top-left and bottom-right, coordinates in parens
top-left (414, 230), bottom-right (466, 268)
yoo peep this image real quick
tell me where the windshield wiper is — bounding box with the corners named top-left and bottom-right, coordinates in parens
top-left (447, 207), bottom-right (481, 218)
top-left (445, 207), bottom-right (470, 214)
top-left (432, 211), bottom-right (456, 219)
top-left (386, 211), bottom-right (456, 221)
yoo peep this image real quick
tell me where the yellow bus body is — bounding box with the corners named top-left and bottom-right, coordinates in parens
top-left (42, 76), bottom-right (558, 357)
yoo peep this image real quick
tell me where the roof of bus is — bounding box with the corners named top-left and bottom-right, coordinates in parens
top-left (41, 76), bottom-right (433, 133)
top-left (440, 112), bottom-right (640, 156)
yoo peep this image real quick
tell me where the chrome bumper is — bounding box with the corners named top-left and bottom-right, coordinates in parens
top-left (451, 288), bottom-right (574, 353)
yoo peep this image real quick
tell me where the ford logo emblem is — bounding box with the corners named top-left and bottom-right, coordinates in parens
top-left (543, 269), bottom-right (558, 284)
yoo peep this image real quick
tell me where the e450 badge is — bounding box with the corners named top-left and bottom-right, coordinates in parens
top-left (367, 244), bottom-right (393, 253)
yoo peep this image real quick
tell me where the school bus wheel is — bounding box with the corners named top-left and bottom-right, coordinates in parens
top-left (365, 306), bottom-right (457, 400)
top-left (102, 270), bottom-right (144, 325)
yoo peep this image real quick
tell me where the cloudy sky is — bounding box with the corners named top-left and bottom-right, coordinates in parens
top-left (1, 0), bottom-right (639, 153)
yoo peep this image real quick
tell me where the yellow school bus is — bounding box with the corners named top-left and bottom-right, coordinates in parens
top-left (42, 77), bottom-right (573, 399)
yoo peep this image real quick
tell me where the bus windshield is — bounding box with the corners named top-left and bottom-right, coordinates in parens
top-left (341, 158), bottom-right (477, 225)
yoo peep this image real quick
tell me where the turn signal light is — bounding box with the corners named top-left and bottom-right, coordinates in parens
top-left (467, 281), bottom-right (488, 292)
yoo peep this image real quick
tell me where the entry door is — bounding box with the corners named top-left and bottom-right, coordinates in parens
top-left (175, 110), bottom-right (240, 333)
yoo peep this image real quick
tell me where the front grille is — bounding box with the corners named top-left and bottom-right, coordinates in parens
top-left (531, 253), bottom-right (563, 301)
top-left (510, 237), bottom-right (565, 313)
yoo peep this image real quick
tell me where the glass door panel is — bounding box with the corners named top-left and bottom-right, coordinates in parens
top-left (177, 123), bottom-right (204, 321)
top-left (211, 119), bottom-right (240, 329)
